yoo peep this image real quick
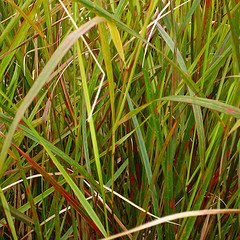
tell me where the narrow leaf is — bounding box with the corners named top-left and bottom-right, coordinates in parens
top-left (107, 22), bottom-right (125, 64)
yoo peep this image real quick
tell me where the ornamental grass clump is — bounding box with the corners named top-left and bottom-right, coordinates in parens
top-left (0, 0), bottom-right (239, 239)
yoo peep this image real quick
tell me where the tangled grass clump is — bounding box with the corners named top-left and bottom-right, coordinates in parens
top-left (0, 0), bottom-right (239, 239)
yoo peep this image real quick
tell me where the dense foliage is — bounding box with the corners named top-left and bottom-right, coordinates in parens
top-left (0, 0), bottom-right (239, 239)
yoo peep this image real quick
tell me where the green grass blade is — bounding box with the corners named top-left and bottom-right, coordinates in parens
top-left (161, 96), bottom-right (240, 118)
top-left (0, 188), bottom-right (18, 240)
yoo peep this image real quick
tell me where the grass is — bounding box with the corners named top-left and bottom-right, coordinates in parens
top-left (0, 0), bottom-right (239, 239)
